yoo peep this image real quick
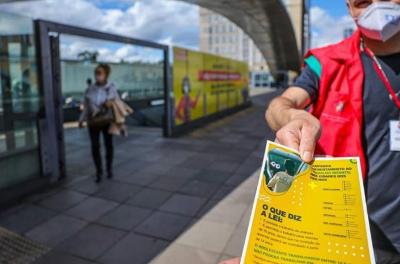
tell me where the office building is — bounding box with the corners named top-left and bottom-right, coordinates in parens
top-left (199, 0), bottom-right (310, 87)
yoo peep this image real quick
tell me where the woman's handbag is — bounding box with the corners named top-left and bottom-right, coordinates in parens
top-left (88, 104), bottom-right (114, 127)
top-left (87, 86), bottom-right (115, 127)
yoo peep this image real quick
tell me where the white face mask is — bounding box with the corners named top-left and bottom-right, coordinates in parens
top-left (356, 2), bottom-right (400, 42)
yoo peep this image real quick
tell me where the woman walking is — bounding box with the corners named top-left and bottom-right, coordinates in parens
top-left (79, 64), bottom-right (119, 183)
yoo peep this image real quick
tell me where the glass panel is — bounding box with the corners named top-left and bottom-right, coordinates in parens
top-left (60, 34), bottom-right (165, 126)
top-left (0, 150), bottom-right (40, 188)
top-left (14, 120), bottom-right (38, 149)
top-left (9, 42), bottom-right (40, 113)
top-left (0, 11), bottom-right (41, 189)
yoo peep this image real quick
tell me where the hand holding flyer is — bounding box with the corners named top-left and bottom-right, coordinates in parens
top-left (241, 141), bottom-right (375, 264)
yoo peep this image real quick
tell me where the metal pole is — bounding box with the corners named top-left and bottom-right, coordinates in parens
top-left (163, 48), bottom-right (173, 137)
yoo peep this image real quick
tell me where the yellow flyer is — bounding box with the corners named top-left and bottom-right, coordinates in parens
top-left (241, 141), bottom-right (375, 264)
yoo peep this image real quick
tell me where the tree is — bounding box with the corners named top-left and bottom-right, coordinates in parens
top-left (77, 50), bottom-right (99, 63)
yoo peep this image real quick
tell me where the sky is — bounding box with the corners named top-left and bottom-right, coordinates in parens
top-left (311, 0), bottom-right (349, 18)
top-left (310, 0), bottom-right (356, 47)
top-left (0, 0), bottom-right (199, 62)
top-left (0, 0), bottom-right (357, 61)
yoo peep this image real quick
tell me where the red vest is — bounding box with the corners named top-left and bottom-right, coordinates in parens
top-left (305, 30), bottom-right (368, 179)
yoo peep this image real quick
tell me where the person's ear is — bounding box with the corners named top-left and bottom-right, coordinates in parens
top-left (347, 1), bottom-right (356, 19)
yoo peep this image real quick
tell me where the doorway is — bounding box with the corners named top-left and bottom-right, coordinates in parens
top-left (35, 20), bottom-right (171, 181)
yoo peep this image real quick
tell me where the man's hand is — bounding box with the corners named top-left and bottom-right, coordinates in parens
top-left (266, 87), bottom-right (321, 163)
top-left (275, 111), bottom-right (321, 162)
top-left (78, 121), bottom-right (85, 129)
top-left (219, 257), bottom-right (240, 264)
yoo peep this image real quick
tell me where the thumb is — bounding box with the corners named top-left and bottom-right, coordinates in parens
top-left (299, 123), bottom-right (319, 162)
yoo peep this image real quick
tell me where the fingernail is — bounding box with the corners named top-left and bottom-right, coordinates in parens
top-left (302, 151), bottom-right (312, 162)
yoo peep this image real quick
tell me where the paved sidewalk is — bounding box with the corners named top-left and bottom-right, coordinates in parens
top-left (0, 92), bottom-right (278, 264)
top-left (151, 169), bottom-right (260, 264)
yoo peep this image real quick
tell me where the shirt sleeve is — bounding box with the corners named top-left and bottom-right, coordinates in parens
top-left (79, 88), bottom-right (89, 122)
top-left (108, 83), bottom-right (120, 100)
top-left (293, 57), bottom-right (321, 103)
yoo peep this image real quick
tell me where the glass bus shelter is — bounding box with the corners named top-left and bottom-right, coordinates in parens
top-left (0, 12), bottom-right (171, 206)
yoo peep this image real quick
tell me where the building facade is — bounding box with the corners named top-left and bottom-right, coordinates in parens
top-left (199, 0), bottom-right (310, 88)
top-left (284, 0), bottom-right (311, 56)
top-left (199, 8), bottom-right (268, 73)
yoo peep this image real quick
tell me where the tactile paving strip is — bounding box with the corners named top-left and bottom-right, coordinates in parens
top-left (0, 226), bottom-right (49, 264)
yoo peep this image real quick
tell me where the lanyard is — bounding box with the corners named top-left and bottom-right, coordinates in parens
top-left (363, 44), bottom-right (400, 110)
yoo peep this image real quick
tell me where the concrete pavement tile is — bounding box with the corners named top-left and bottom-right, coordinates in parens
top-left (0, 204), bottom-right (56, 234)
top-left (194, 170), bottom-right (232, 184)
top-left (126, 188), bottom-right (173, 209)
top-left (23, 188), bottom-right (61, 204)
top-left (176, 219), bottom-right (236, 253)
top-left (34, 250), bottom-right (96, 264)
top-left (225, 173), bottom-right (251, 187)
top-left (177, 155), bottom-right (215, 170)
top-left (234, 164), bottom-right (259, 176)
top-left (132, 152), bottom-right (165, 162)
top-left (222, 225), bottom-right (248, 256)
top-left (93, 181), bottom-right (141, 202)
top-left (151, 176), bottom-right (191, 192)
top-left (96, 204), bottom-right (152, 230)
top-left (196, 199), bottom-right (220, 218)
top-left (151, 243), bottom-right (220, 264)
top-left (65, 197), bottom-right (118, 222)
top-left (219, 134), bottom-right (245, 144)
top-left (222, 186), bottom-right (256, 206)
top-left (236, 174), bottom-right (259, 191)
top-left (115, 171), bottom-right (163, 186)
top-left (211, 184), bottom-right (236, 201)
top-left (67, 177), bottom-right (102, 195)
top-left (25, 214), bottom-right (87, 247)
top-left (98, 233), bottom-right (168, 264)
top-left (158, 154), bottom-right (193, 166)
top-left (179, 180), bottom-right (220, 198)
top-left (57, 224), bottom-right (126, 260)
top-left (164, 166), bottom-right (199, 179)
top-left (160, 194), bottom-right (207, 217)
top-left (134, 164), bottom-right (174, 176)
top-left (238, 206), bottom-right (252, 228)
top-left (113, 159), bottom-right (153, 177)
top-left (203, 200), bottom-right (248, 226)
top-left (135, 211), bottom-right (192, 241)
top-left (207, 161), bottom-right (240, 174)
top-left (37, 190), bottom-right (88, 212)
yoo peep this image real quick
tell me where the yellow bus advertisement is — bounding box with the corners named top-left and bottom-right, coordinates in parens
top-left (173, 47), bottom-right (249, 126)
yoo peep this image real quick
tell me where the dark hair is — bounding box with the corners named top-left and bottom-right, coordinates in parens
top-left (284, 159), bottom-right (296, 176)
top-left (95, 63), bottom-right (111, 77)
